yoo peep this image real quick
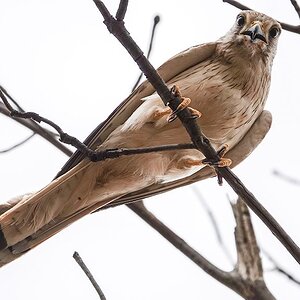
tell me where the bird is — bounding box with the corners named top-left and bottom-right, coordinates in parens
top-left (0, 10), bottom-right (281, 266)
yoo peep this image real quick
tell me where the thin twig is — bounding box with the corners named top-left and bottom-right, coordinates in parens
top-left (223, 0), bottom-right (300, 34)
top-left (0, 133), bottom-right (35, 153)
top-left (0, 101), bottom-right (73, 156)
top-left (93, 0), bottom-right (300, 264)
top-left (290, 0), bottom-right (300, 19)
top-left (73, 251), bottom-right (107, 300)
top-left (132, 15), bottom-right (160, 92)
top-left (0, 85), bottom-right (25, 112)
top-left (262, 249), bottom-right (300, 285)
top-left (191, 187), bottom-right (234, 265)
top-left (0, 87), bottom-right (196, 161)
top-left (273, 169), bottom-right (300, 186)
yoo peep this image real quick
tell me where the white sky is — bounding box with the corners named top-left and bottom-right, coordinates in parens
top-left (0, 0), bottom-right (299, 299)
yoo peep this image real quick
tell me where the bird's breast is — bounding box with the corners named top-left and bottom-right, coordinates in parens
top-left (170, 58), bottom-right (270, 149)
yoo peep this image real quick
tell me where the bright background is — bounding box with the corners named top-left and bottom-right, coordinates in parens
top-left (0, 0), bottom-right (299, 299)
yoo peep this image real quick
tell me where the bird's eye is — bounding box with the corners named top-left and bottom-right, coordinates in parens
top-left (236, 15), bottom-right (245, 27)
top-left (269, 27), bottom-right (280, 39)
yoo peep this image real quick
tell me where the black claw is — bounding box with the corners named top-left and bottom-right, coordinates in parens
top-left (217, 171), bottom-right (223, 186)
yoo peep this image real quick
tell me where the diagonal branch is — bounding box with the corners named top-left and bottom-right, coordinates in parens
top-left (0, 87), bottom-right (196, 161)
top-left (223, 0), bottom-right (300, 34)
top-left (92, 0), bottom-right (300, 264)
top-left (127, 202), bottom-right (233, 287)
top-left (290, 0), bottom-right (300, 19)
top-left (0, 101), bottom-right (73, 157)
top-left (129, 201), bottom-right (276, 300)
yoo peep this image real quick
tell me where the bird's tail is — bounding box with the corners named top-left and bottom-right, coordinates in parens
top-left (0, 156), bottom-right (149, 268)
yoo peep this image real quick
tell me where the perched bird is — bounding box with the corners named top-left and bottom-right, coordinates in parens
top-left (0, 10), bottom-right (281, 266)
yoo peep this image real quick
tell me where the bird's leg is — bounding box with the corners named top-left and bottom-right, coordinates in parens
top-left (152, 85), bottom-right (202, 123)
top-left (152, 106), bottom-right (172, 120)
top-left (177, 145), bottom-right (232, 170)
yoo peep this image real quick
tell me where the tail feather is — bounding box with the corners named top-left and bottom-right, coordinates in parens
top-left (0, 198), bottom-right (114, 267)
top-left (0, 157), bottom-right (157, 267)
top-left (0, 160), bottom-right (93, 249)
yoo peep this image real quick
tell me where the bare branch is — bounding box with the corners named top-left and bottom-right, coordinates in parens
top-left (262, 249), bottom-right (300, 285)
top-left (73, 251), bottom-right (107, 300)
top-left (115, 0), bottom-right (128, 21)
top-left (129, 201), bottom-right (277, 300)
top-left (0, 101), bottom-right (73, 157)
top-left (93, 0), bottom-right (300, 264)
top-left (290, 0), bottom-right (300, 19)
top-left (127, 202), bottom-right (232, 285)
top-left (0, 86), bottom-right (196, 161)
top-left (231, 198), bottom-right (263, 281)
top-left (273, 169), bottom-right (300, 186)
top-left (192, 187), bottom-right (234, 265)
top-left (0, 133), bottom-right (35, 153)
top-left (223, 0), bottom-right (300, 34)
top-left (132, 15), bottom-right (161, 91)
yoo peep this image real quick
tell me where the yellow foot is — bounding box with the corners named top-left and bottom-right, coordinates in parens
top-left (168, 85), bottom-right (202, 122)
top-left (152, 107), bottom-right (172, 121)
top-left (177, 157), bottom-right (202, 169)
top-left (201, 144), bottom-right (232, 167)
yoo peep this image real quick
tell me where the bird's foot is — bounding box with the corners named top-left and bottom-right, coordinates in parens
top-left (152, 107), bottom-right (172, 121)
top-left (168, 85), bottom-right (202, 122)
top-left (202, 144), bottom-right (232, 168)
top-left (177, 157), bottom-right (203, 169)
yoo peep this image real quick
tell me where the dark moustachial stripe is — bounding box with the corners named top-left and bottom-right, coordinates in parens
top-left (0, 224), bottom-right (7, 250)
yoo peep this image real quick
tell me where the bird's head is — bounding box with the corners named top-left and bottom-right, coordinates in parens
top-left (222, 10), bottom-right (281, 64)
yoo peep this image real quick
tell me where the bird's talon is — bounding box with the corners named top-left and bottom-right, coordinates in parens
top-left (217, 158), bottom-right (232, 167)
top-left (167, 112), bottom-right (178, 123)
top-left (169, 85), bottom-right (201, 121)
top-left (218, 144), bottom-right (229, 157)
top-left (188, 107), bottom-right (202, 119)
top-left (202, 157), bottom-right (232, 168)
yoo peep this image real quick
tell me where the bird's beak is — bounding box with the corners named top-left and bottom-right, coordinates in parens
top-left (241, 23), bottom-right (267, 43)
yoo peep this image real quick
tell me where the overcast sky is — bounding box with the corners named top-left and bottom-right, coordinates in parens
top-left (0, 1), bottom-right (299, 299)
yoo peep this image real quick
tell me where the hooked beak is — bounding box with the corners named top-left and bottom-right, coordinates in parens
top-left (242, 23), bottom-right (267, 43)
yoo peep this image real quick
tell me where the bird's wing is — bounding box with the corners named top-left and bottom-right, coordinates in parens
top-left (56, 42), bottom-right (218, 178)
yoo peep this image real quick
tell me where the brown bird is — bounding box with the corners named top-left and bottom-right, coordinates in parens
top-left (0, 10), bottom-right (281, 266)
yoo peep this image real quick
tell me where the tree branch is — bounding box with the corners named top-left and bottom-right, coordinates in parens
top-left (0, 132), bottom-right (35, 153)
top-left (223, 0), bottom-right (300, 34)
top-left (129, 201), bottom-right (277, 300)
top-left (290, 0), bottom-right (300, 19)
top-left (127, 202), bottom-right (233, 287)
top-left (73, 251), bottom-right (107, 300)
top-left (92, 0), bottom-right (300, 264)
top-left (0, 101), bottom-right (73, 157)
top-left (230, 198), bottom-right (276, 300)
top-left (132, 15), bottom-right (160, 92)
top-left (0, 86), bottom-right (196, 161)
